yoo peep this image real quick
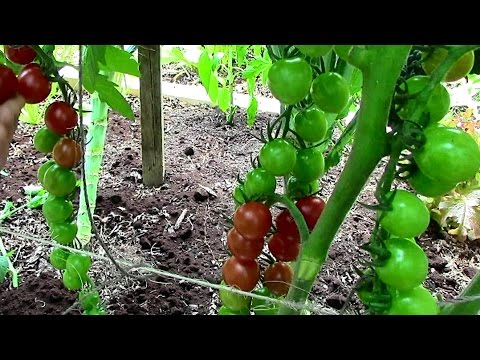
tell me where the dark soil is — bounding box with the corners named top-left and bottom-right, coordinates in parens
top-left (1, 97), bottom-right (479, 315)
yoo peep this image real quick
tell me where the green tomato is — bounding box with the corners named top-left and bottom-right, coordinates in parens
top-left (43, 164), bottom-right (77, 197)
top-left (388, 286), bottom-right (439, 315)
top-left (232, 185), bottom-right (247, 206)
top-left (49, 248), bottom-right (71, 270)
top-left (34, 127), bottom-right (61, 154)
top-left (380, 190), bottom-right (430, 238)
top-left (251, 287), bottom-right (278, 315)
top-left (295, 45), bottom-right (333, 58)
top-left (398, 75), bottom-right (451, 123)
top-left (65, 254), bottom-right (91, 282)
top-left (243, 168), bottom-right (276, 200)
top-left (294, 106), bottom-right (328, 143)
top-left (286, 176), bottom-right (320, 200)
top-left (292, 147), bottom-right (325, 183)
top-left (42, 196), bottom-right (73, 224)
top-left (219, 282), bottom-right (251, 312)
top-left (423, 48), bottom-right (475, 82)
top-left (79, 288), bottom-right (101, 310)
top-left (334, 45), bottom-right (354, 61)
top-left (62, 270), bottom-right (83, 291)
top-left (267, 57), bottom-right (313, 105)
top-left (49, 222), bottom-right (78, 245)
top-left (408, 170), bottom-right (456, 198)
top-left (311, 72), bottom-right (350, 114)
top-left (37, 160), bottom-right (55, 185)
top-left (217, 305), bottom-right (250, 315)
top-left (414, 126), bottom-right (480, 184)
top-left (259, 139), bottom-right (297, 176)
top-left (375, 238), bottom-right (429, 291)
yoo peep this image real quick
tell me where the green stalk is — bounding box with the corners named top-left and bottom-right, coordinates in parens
top-left (76, 71), bottom-right (113, 246)
top-left (278, 46), bottom-right (412, 315)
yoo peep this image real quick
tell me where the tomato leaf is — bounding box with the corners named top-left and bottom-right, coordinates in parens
top-left (82, 46), bottom-right (100, 94)
top-left (437, 189), bottom-right (480, 241)
top-left (198, 50), bottom-right (217, 103)
top-left (95, 76), bottom-right (134, 120)
top-left (102, 45), bottom-right (140, 77)
top-left (23, 185), bottom-right (43, 196)
top-left (0, 256), bottom-right (8, 283)
top-left (235, 46), bottom-right (249, 66)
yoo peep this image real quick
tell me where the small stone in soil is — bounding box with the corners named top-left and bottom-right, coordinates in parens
top-left (184, 147), bottom-right (194, 156)
top-left (326, 294), bottom-right (346, 310)
top-left (133, 221), bottom-right (143, 229)
top-left (110, 195), bottom-right (122, 204)
top-left (180, 229), bottom-right (192, 240)
top-left (194, 191), bottom-right (209, 202)
top-left (429, 256), bottom-right (448, 272)
top-left (463, 266), bottom-right (477, 279)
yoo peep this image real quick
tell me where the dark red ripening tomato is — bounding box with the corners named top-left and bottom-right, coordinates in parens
top-left (223, 256), bottom-right (260, 292)
top-left (296, 196), bottom-right (325, 230)
top-left (17, 63), bottom-right (51, 104)
top-left (44, 101), bottom-right (78, 135)
top-left (268, 232), bottom-right (300, 262)
top-left (4, 45), bottom-right (37, 65)
top-left (227, 228), bottom-right (264, 262)
top-left (233, 202), bottom-right (272, 240)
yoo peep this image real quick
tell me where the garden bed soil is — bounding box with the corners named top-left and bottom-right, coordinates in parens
top-left (1, 97), bottom-right (479, 315)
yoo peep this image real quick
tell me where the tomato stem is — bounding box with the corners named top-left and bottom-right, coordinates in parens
top-left (278, 46), bottom-right (412, 315)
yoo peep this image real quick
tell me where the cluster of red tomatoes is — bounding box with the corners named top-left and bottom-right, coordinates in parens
top-left (218, 45), bottom-right (346, 315)
top-left (1, 45), bottom-right (102, 314)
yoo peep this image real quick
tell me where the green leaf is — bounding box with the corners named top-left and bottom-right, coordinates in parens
top-left (198, 51), bottom-right (212, 91)
top-left (0, 202), bottom-right (15, 221)
top-left (102, 45), bottom-right (140, 77)
top-left (350, 68), bottom-right (363, 95)
top-left (247, 97), bottom-right (258, 126)
top-left (0, 256), bottom-right (8, 283)
top-left (82, 46), bottom-right (100, 93)
top-left (27, 192), bottom-right (48, 209)
top-left (208, 75), bottom-right (219, 103)
top-left (218, 87), bottom-right (231, 113)
top-left (212, 52), bottom-right (223, 70)
top-left (242, 59), bottom-right (270, 79)
top-left (162, 47), bottom-right (197, 68)
top-left (95, 76), bottom-right (134, 120)
top-left (247, 76), bottom-right (256, 95)
top-left (91, 45), bottom-right (107, 65)
top-left (235, 46), bottom-right (249, 66)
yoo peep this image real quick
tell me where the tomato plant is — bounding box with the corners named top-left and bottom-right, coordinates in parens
top-left (259, 139), bottom-right (297, 176)
top-left (267, 57), bottom-right (312, 105)
top-left (310, 72), bottom-right (350, 114)
top-left (286, 177), bottom-right (319, 200)
top-left (375, 238), bottom-right (428, 291)
top-left (294, 106), bottom-right (328, 143)
top-left (251, 287), bottom-right (278, 315)
top-left (264, 262), bottom-right (293, 296)
top-left (379, 190), bottom-right (430, 238)
top-left (44, 101), bottom-right (79, 135)
top-left (398, 75), bottom-right (450, 123)
top-left (408, 170), bottom-right (456, 198)
top-left (65, 254), bottom-right (91, 282)
top-left (292, 147), bottom-right (325, 183)
top-left (49, 248), bottom-right (71, 270)
top-left (295, 45), bottom-right (333, 58)
top-left (227, 228), bottom-right (264, 262)
top-left (268, 232), bottom-right (300, 262)
top-left (0, 64), bottom-right (18, 104)
top-left (33, 128), bottom-right (61, 154)
top-left (414, 127), bottom-right (480, 184)
top-left (43, 164), bottom-right (77, 197)
top-left (422, 48), bottom-right (475, 82)
top-left (17, 63), bottom-right (52, 104)
top-left (219, 281), bottom-right (251, 312)
top-left (233, 202), bottom-right (272, 240)
top-left (222, 256), bottom-right (260, 291)
top-left (42, 196), bottom-right (74, 224)
top-left (296, 196), bottom-right (326, 230)
top-left (49, 222), bottom-right (78, 245)
top-left (52, 138), bottom-right (82, 169)
top-left (37, 160), bottom-right (55, 185)
top-left (243, 168), bottom-right (276, 200)
top-left (388, 286), bottom-right (439, 315)
top-left (4, 45), bottom-right (37, 65)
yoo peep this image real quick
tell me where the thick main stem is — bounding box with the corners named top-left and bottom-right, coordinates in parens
top-left (278, 46), bottom-right (412, 315)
